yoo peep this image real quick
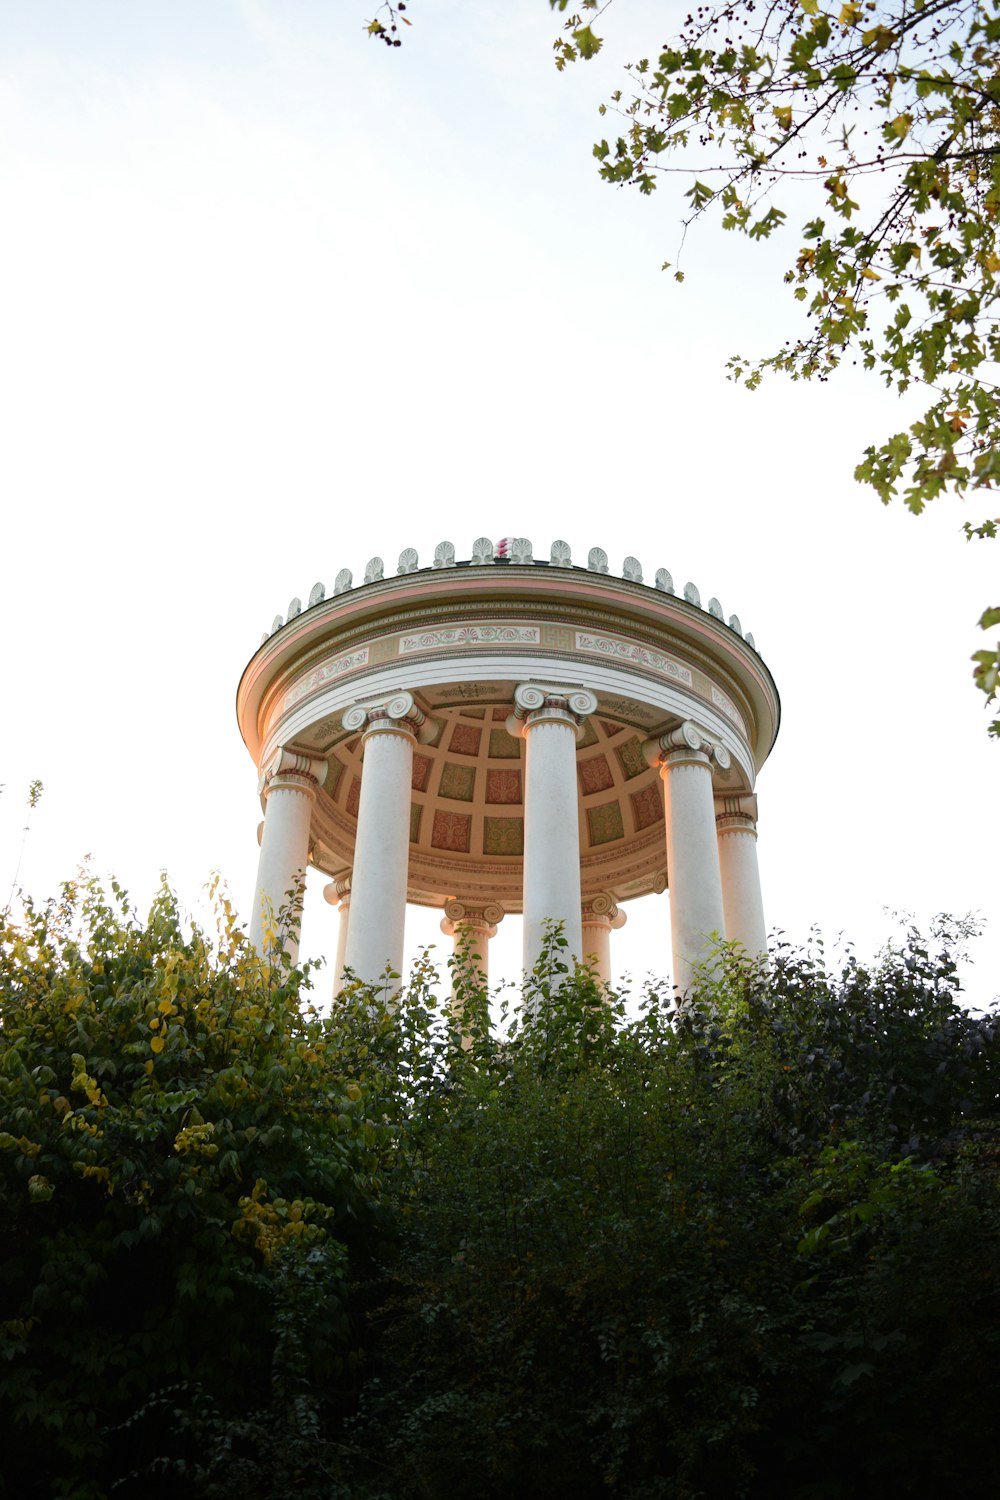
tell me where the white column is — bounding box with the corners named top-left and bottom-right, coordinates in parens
top-left (716, 795), bottom-right (767, 958)
top-left (440, 898), bottom-right (503, 1046)
top-left (645, 721), bottom-right (729, 994)
top-left (440, 898), bottom-right (503, 989)
top-left (342, 692), bottom-right (424, 988)
top-left (580, 893), bottom-right (627, 987)
top-left (510, 682), bottom-right (597, 975)
top-left (323, 874), bottom-right (352, 995)
top-left (251, 748), bottom-right (327, 963)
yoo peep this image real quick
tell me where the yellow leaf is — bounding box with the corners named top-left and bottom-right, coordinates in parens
top-left (985, 252), bottom-right (1000, 275)
top-left (150, 1036), bottom-right (166, 1054)
top-left (799, 0), bottom-right (820, 13)
top-left (839, 1), bottom-right (862, 24)
top-left (862, 24), bottom-right (896, 49)
top-left (860, 267), bottom-right (881, 280)
top-left (890, 113), bottom-right (912, 139)
top-left (774, 104), bottom-right (793, 130)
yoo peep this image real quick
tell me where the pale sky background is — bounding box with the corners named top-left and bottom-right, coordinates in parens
top-left (2, 0), bottom-right (997, 1007)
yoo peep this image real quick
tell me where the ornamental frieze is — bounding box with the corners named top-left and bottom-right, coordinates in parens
top-left (283, 647), bottom-right (370, 710)
top-left (712, 685), bottom-right (746, 732)
top-left (399, 623), bottom-right (542, 653)
top-left (573, 630), bottom-right (693, 685)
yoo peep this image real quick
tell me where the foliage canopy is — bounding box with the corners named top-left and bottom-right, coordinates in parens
top-left (342, 923), bottom-right (1000, 1498)
top-left (0, 875), bottom-right (388, 1498)
top-left (3, 885), bottom-right (997, 1498)
top-left (371, 0), bottom-right (1000, 730)
top-left (559, 0), bottom-right (1000, 729)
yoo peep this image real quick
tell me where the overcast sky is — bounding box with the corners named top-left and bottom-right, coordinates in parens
top-left (2, 0), bottom-right (996, 1007)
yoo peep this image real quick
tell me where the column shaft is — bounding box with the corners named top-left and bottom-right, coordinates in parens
top-left (523, 718), bottom-right (583, 968)
top-left (441, 900), bottom-right (503, 992)
top-left (581, 916), bottom-right (611, 984)
top-left (341, 694), bottom-right (424, 987)
top-left (333, 893), bottom-right (352, 990)
top-left (251, 750), bottom-right (325, 963)
top-left (448, 920), bottom-right (491, 986)
top-left (344, 729), bottom-right (413, 984)
top-left (514, 684), bottom-right (596, 974)
top-left (717, 808), bottom-right (767, 957)
top-left (653, 724), bottom-right (727, 993)
top-left (324, 876), bottom-right (353, 995)
top-left (580, 894), bottom-right (626, 987)
top-left (441, 900), bottom-right (502, 1047)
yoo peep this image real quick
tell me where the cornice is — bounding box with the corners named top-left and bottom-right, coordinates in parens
top-left (238, 566), bottom-right (777, 736)
top-left (240, 585), bottom-right (776, 771)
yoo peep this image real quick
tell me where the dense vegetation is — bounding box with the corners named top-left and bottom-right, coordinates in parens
top-left (1, 885), bottom-right (997, 1498)
top-left (0, 877), bottom-right (385, 1499)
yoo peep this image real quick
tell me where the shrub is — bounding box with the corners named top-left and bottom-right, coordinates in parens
top-left (338, 925), bottom-right (1000, 1499)
top-left (2, 897), bottom-right (997, 1499)
top-left (0, 875), bottom-right (382, 1498)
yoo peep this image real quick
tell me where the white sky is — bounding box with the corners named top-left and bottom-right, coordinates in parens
top-left (2, 0), bottom-right (996, 1007)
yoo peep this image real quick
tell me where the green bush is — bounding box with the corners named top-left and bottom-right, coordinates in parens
top-left (339, 926), bottom-right (1000, 1500)
top-left (0, 875), bottom-right (385, 1499)
top-left (2, 895), bottom-right (997, 1499)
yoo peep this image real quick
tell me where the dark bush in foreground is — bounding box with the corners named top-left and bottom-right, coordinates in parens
top-left (0, 877), bottom-right (387, 1499)
top-left (339, 925), bottom-right (1000, 1500)
top-left (1, 893), bottom-right (997, 1498)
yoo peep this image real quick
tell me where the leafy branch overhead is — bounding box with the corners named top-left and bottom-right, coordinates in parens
top-left (365, 1), bottom-right (410, 48)
top-left (552, 0), bottom-right (1000, 730)
top-left (366, 0), bottom-right (996, 722)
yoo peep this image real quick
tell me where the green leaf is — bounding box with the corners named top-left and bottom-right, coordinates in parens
top-left (572, 25), bottom-right (602, 60)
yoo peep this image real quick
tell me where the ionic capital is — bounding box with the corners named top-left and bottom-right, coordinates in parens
top-left (715, 792), bottom-right (759, 838)
top-left (323, 873), bottom-right (353, 909)
top-left (581, 892), bottom-right (628, 932)
top-left (642, 719), bottom-right (731, 774)
top-left (508, 682), bottom-right (598, 741)
top-left (342, 690), bottom-right (433, 744)
top-left (258, 746), bottom-right (327, 800)
top-left (440, 897), bottom-right (505, 940)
